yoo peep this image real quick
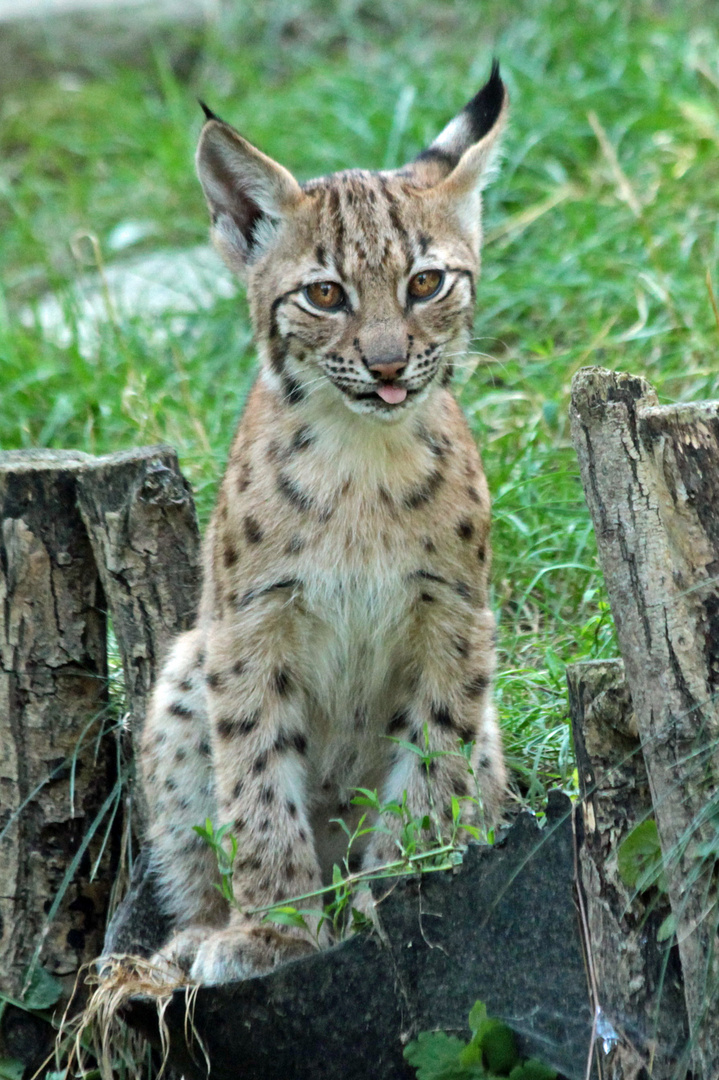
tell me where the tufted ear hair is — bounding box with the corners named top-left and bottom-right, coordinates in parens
top-left (408, 61), bottom-right (508, 192)
top-left (196, 106), bottom-right (304, 274)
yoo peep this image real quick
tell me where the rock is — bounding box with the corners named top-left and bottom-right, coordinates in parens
top-left (0, 0), bottom-right (216, 87)
top-left (110, 792), bottom-right (594, 1079)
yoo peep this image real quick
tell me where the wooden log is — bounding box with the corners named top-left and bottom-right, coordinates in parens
top-left (567, 658), bottom-right (688, 1078)
top-left (0, 447), bottom-right (200, 1068)
top-left (0, 451), bottom-right (114, 1010)
top-left (74, 446), bottom-right (201, 826)
top-left (570, 368), bottom-right (719, 1077)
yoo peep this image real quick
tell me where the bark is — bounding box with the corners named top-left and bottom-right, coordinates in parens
top-left (570, 368), bottom-right (719, 1077)
top-left (567, 658), bottom-right (688, 1078)
top-left (75, 446), bottom-right (201, 826)
top-left (0, 447), bottom-right (200, 1065)
top-left (0, 451), bottom-right (114, 1007)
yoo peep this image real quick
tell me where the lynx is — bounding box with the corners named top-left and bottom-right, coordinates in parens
top-left (140, 63), bottom-right (509, 985)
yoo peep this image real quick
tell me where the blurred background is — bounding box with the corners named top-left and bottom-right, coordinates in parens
top-left (1, 0), bottom-right (718, 799)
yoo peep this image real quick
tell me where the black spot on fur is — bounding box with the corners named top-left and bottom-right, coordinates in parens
top-left (206, 672), bottom-right (222, 691)
top-left (464, 673), bottom-right (489, 698)
top-left (261, 785), bottom-right (274, 805)
top-left (286, 534), bottom-right (305, 555)
top-left (277, 471), bottom-right (314, 513)
top-left (237, 461), bottom-right (252, 491)
top-left (272, 668), bottom-right (292, 696)
top-left (458, 724), bottom-right (476, 743)
top-left (170, 701), bottom-right (194, 719)
top-left (233, 659), bottom-right (247, 675)
top-left (466, 485), bottom-right (482, 503)
top-left (282, 373), bottom-right (305, 405)
top-left (403, 469), bottom-right (445, 510)
top-left (387, 709), bottom-right (409, 734)
top-left (477, 541), bottom-right (486, 563)
top-left (165, 777), bottom-right (177, 791)
top-left (290, 425), bottom-right (315, 453)
top-left (243, 516), bottom-right (263, 544)
top-left (174, 748), bottom-right (186, 762)
top-left (286, 800), bottom-right (298, 818)
top-left (179, 678), bottom-right (193, 693)
top-left (455, 637), bottom-right (470, 658)
top-left (421, 592), bottom-right (434, 603)
top-left (198, 739), bottom-right (211, 757)
top-left (422, 537), bottom-right (436, 553)
top-left (233, 779), bottom-right (244, 799)
top-left (431, 703), bottom-right (454, 729)
top-left (253, 753), bottom-right (268, 774)
top-left (457, 519), bottom-right (474, 540)
top-left (223, 544), bottom-right (238, 568)
top-left (238, 712), bottom-right (260, 735)
top-left (455, 581), bottom-right (471, 600)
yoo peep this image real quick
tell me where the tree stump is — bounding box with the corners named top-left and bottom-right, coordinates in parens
top-left (567, 658), bottom-right (688, 1078)
top-left (0, 447), bottom-right (200, 1065)
top-left (570, 368), bottom-right (719, 1077)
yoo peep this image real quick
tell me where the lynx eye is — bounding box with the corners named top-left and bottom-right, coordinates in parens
top-left (408, 269), bottom-right (444, 301)
top-left (304, 281), bottom-right (346, 311)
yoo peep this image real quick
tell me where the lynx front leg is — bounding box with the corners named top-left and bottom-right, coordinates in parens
top-left (189, 594), bottom-right (324, 984)
top-left (364, 599), bottom-right (505, 869)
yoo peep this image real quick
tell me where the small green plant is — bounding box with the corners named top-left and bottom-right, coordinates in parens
top-left (196, 732), bottom-right (491, 942)
top-left (403, 1000), bottom-right (557, 1080)
top-left (192, 818), bottom-right (238, 906)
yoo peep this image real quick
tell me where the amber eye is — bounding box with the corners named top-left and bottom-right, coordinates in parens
top-left (304, 281), bottom-right (346, 310)
top-left (408, 269), bottom-right (444, 301)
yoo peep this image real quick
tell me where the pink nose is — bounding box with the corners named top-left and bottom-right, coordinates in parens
top-left (368, 359), bottom-right (406, 381)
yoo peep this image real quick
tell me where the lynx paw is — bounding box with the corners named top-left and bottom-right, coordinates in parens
top-left (189, 924), bottom-right (316, 985)
top-left (150, 926), bottom-right (209, 983)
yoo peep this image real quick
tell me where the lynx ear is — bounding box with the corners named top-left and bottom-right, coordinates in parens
top-left (196, 110), bottom-right (304, 273)
top-left (408, 61), bottom-right (508, 196)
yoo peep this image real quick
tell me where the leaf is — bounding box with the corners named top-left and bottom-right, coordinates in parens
top-left (656, 911), bottom-right (676, 942)
top-left (22, 964), bottom-right (63, 1010)
top-left (262, 906), bottom-right (310, 935)
top-left (481, 1021), bottom-right (518, 1075)
top-left (508, 1059), bottom-right (557, 1080)
top-left (468, 1000), bottom-right (489, 1035)
top-left (403, 1031), bottom-right (468, 1080)
top-left (617, 819), bottom-right (667, 893)
top-left (0, 1058), bottom-right (24, 1080)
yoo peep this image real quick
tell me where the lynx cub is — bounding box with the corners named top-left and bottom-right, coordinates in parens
top-left (140, 64), bottom-right (508, 985)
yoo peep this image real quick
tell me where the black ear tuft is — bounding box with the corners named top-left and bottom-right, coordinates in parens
top-left (199, 99), bottom-right (223, 123)
top-left (462, 59), bottom-right (504, 143)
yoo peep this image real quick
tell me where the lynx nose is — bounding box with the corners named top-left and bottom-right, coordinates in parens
top-left (367, 357), bottom-right (407, 381)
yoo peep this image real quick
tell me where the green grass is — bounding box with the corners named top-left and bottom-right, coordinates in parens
top-left (2, 0), bottom-right (719, 799)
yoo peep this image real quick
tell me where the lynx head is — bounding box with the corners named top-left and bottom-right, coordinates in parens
top-left (196, 64), bottom-right (507, 421)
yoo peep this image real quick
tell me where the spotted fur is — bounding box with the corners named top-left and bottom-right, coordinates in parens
top-left (140, 64), bottom-right (509, 985)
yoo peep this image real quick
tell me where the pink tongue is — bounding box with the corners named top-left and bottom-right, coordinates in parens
top-left (376, 385), bottom-right (408, 405)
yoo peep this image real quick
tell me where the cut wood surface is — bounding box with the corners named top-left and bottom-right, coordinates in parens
top-left (568, 658), bottom-right (688, 1079)
top-left (570, 368), bottom-right (719, 1077)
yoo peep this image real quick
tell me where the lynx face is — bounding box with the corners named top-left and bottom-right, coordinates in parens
top-left (197, 63), bottom-right (507, 421)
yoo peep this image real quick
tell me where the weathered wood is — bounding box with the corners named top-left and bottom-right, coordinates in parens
top-left (570, 368), bottom-right (719, 1076)
top-left (568, 658), bottom-right (689, 1078)
top-left (0, 447), bottom-right (200, 1069)
top-left (0, 451), bottom-right (115, 1008)
top-left (75, 446), bottom-right (201, 825)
